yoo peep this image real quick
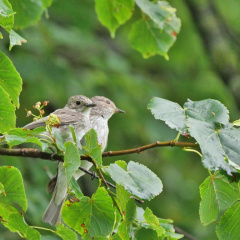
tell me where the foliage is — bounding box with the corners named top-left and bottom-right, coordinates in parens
top-left (0, 0), bottom-right (239, 239)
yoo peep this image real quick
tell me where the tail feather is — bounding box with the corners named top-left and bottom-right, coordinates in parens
top-left (42, 162), bottom-right (67, 226)
top-left (42, 192), bottom-right (67, 226)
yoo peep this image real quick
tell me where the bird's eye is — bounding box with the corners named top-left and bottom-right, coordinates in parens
top-left (76, 101), bottom-right (81, 105)
top-left (106, 100), bottom-right (110, 104)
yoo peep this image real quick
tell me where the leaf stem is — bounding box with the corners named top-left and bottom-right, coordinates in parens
top-left (31, 226), bottom-right (56, 233)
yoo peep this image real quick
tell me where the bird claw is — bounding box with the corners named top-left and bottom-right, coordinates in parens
top-left (91, 172), bottom-right (98, 180)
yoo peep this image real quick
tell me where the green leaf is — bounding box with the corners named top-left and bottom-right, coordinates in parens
top-left (143, 208), bottom-right (165, 236)
top-left (0, 166), bottom-right (27, 211)
top-left (108, 161), bottom-right (162, 200)
top-left (0, 0), bottom-right (14, 32)
top-left (4, 127), bottom-right (46, 149)
top-left (116, 184), bottom-right (130, 213)
top-left (125, 198), bottom-right (136, 226)
top-left (159, 218), bottom-right (183, 239)
top-left (69, 178), bottom-right (84, 199)
top-left (184, 99), bottom-right (229, 125)
top-left (216, 201), bottom-right (240, 240)
top-left (9, 30), bottom-right (27, 50)
top-left (148, 97), bottom-right (186, 133)
top-left (187, 119), bottom-right (240, 174)
top-left (9, 0), bottom-right (43, 29)
top-left (95, 0), bottom-right (134, 37)
top-left (135, 228), bottom-right (158, 240)
top-left (0, 51), bottom-right (22, 108)
top-left (64, 141), bottom-right (81, 186)
top-left (148, 97), bottom-right (229, 133)
top-left (135, 0), bottom-right (171, 28)
top-left (56, 224), bottom-right (77, 240)
top-left (115, 160), bottom-right (127, 170)
top-left (129, 1), bottom-right (181, 59)
top-left (62, 187), bottom-right (115, 239)
top-left (149, 97), bottom-right (238, 174)
top-left (4, 212), bottom-right (40, 239)
top-left (199, 171), bottom-right (240, 226)
top-left (84, 129), bottom-right (102, 167)
top-left (118, 221), bottom-right (129, 240)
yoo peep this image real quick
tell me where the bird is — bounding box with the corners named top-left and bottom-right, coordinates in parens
top-left (24, 95), bottom-right (96, 226)
top-left (44, 96), bottom-right (125, 224)
top-left (74, 96), bottom-right (125, 179)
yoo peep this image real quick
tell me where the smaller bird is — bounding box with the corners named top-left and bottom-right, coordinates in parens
top-left (75, 96), bottom-right (125, 179)
top-left (24, 95), bottom-right (96, 226)
top-left (90, 96), bottom-right (125, 152)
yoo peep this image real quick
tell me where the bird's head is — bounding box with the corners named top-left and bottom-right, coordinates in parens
top-left (66, 95), bottom-right (96, 116)
top-left (90, 96), bottom-right (125, 120)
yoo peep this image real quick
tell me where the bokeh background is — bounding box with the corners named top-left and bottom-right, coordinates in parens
top-left (1, 0), bottom-right (240, 239)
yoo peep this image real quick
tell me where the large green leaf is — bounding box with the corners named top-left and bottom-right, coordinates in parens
top-left (129, 1), bottom-right (181, 59)
top-left (148, 97), bottom-right (229, 133)
top-left (108, 161), bottom-right (162, 200)
top-left (0, 51), bottom-right (22, 108)
top-left (0, 0), bottom-right (14, 31)
top-left (199, 171), bottom-right (240, 226)
top-left (184, 99), bottom-right (229, 125)
top-left (9, 0), bottom-right (43, 28)
top-left (216, 201), bottom-right (240, 240)
top-left (64, 141), bottom-right (81, 185)
top-left (95, 0), bottom-right (134, 37)
top-left (148, 97), bottom-right (237, 174)
top-left (188, 119), bottom-right (240, 174)
top-left (148, 97), bottom-right (186, 133)
top-left (62, 187), bottom-right (115, 239)
top-left (56, 224), bottom-right (77, 240)
top-left (0, 166), bottom-right (27, 211)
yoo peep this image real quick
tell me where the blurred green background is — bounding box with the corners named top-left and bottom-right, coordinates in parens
top-left (1, 0), bottom-right (240, 239)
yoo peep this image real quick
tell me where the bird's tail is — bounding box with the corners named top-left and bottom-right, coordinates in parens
top-left (42, 162), bottom-right (67, 226)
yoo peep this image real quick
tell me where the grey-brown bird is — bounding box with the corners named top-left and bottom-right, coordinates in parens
top-left (24, 95), bottom-right (96, 226)
top-left (75, 96), bottom-right (125, 179)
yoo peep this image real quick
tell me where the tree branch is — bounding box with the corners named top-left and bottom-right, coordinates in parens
top-left (0, 141), bottom-right (198, 161)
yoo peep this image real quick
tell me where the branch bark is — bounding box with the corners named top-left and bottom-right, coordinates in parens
top-left (0, 141), bottom-right (198, 161)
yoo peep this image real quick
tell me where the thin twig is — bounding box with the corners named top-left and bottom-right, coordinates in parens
top-left (174, 226), bottom-right (199, 240)
top-left (79, 166), bottom-right (144, 204)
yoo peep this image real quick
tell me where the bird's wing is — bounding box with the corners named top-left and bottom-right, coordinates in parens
top-left (23, 117), bottom-right (48, 129)
top-left (24, 108), bottom-right (84, 129)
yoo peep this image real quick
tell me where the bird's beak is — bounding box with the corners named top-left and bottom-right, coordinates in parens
top-left (86, 103), bottom-right (96, 107)
top-left (115, 108), bottom-right (125, 113)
